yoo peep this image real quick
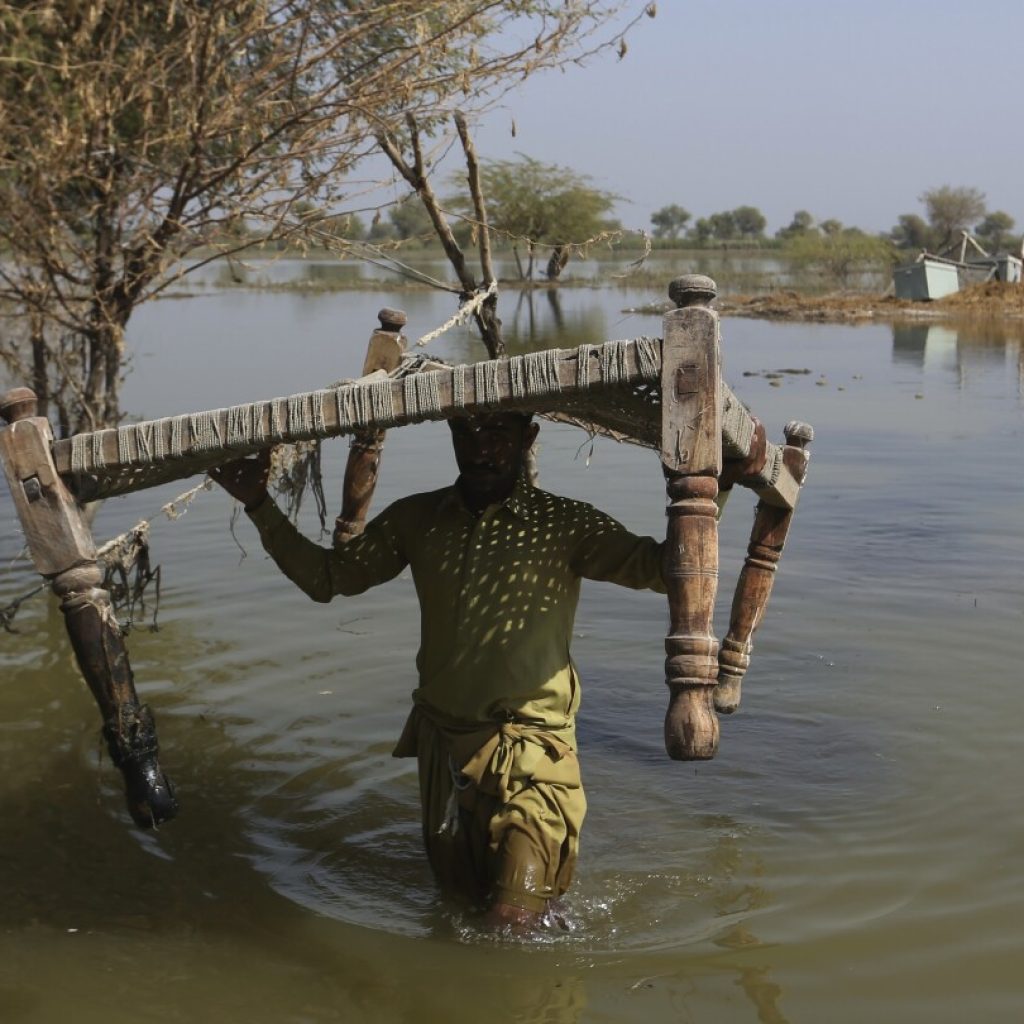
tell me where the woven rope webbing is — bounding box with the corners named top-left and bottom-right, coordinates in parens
top-left (53, 336), bottom-right (765, 502)
top-left (58, 340), bottom-right (661, 497)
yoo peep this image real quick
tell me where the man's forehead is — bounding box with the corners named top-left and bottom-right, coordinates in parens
top-left (449, 412), bottom-right (532, 431)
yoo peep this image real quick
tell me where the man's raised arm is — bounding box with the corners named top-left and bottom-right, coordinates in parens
top-left (211, 453), bottom-right (407, 602)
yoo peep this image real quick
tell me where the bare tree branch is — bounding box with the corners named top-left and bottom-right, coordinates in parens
top-left (0, 1), bottom-right (651, 430)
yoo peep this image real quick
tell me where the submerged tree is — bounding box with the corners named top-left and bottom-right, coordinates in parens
top-left (445, 155), bottom-right (619, 281)
top-left (0, 0), bottom-right (653, 434)
top-left (785, 228), bottom-right (894, 287)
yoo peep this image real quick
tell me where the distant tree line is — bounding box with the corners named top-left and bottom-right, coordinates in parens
top-left (648, 204), bottom-right (768, 245)
top-left (888, 186), bottom-right (1020, 255)
top-left (648, 185), bottom-right (1022, 256)
top-left (248, 178), bottom-right (1019, 294)
top-left (304, 155), bottom-right (621, 282)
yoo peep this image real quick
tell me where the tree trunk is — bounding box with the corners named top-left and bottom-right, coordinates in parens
top-left (473, 294), bottom-right (504, 359)
top-left (512, 245), bottom-right (526, 280)
top-left (546, 245), bottom-right (570, 280)
top-left (29, 312), bottom-right (49, 423)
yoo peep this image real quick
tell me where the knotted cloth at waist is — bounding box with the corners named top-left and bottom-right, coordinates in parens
top-left (393, 702), bottom-right (579, 803)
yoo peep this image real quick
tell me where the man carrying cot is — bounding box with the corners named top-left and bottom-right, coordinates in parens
top-left (212, 411), bottom-right (666, 929)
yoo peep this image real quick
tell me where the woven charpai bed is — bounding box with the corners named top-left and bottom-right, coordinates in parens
top-left (0, 276), bottom-right (813, 828)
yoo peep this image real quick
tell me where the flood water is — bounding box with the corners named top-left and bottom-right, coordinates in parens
top-left (2, 266), bottom-right (1023, 1022)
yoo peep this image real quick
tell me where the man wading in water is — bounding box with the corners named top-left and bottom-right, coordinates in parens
top-left (212, 412), bottom-right (666, 929)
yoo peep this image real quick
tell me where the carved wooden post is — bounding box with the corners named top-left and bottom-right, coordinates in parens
top-left (333, 308), bottom-right (407, 545)
top-left (716, 421), bottom-right (813, 713)
top-left (662, 276), bottom-right (722, 760)
top-left (0, 388), bottom-right (178, 827)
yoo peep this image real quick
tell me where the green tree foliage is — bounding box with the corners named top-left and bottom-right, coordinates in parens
top-left (975, 211), bottom-right (1017, 253)
top-left (708, 210), bottom-right (737, 241)
top-left (691, 206), bottom-right (766, 243)
top-left (732, 205), bottom-right (767, 239)
top-left (689, 218), bottom-right (713, 244)
top-left (920, 185), bottom-right (987, 246)
top-left (453, 156), bottom-right (618, 279)
top-left (386, 198), bottom-right (437, 243)
top-left (776, 210), bottom-right (815, 240)
top-left (650, 204), bottom-right (691, 241)
top-left (0, 0), bottom-right (648, 432)
top-left (786, 228), bottom-right (894, 287)
top-left (889, 213), bottom-right (932, 251)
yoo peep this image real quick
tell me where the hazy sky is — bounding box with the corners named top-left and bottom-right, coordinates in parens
top-left (458, 0), bottom-right (1023, 236)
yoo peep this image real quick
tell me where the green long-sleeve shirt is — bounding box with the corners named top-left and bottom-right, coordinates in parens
top-left (248, 476), bottom-right (665, 730)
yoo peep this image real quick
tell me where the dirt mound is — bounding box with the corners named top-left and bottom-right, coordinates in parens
top-left (935, 280), bottom-right (1024, 312)
top-left (718, 282), bottom-right (1024, 324)
top-left (718, 291), bottom-right (913, 323)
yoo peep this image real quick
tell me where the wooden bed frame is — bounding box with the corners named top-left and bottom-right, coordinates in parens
top-left (0, 275), bottom-right (813, 828)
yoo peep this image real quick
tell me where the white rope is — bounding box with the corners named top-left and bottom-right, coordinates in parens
top-left (226, 404), bottom-right (251, 449)
top-left (576, 344), bottom-right (597, 389)
top-left (368, 379), bottom-right (396, 428)
top-left (353, 382), bottom-right (372, 428)
top-left (600, 340), bottom-right (630, 384)
top-left (415, 280), bottom-right (498, 348)
top-left (124, 421), bottom-right (157, 462)
top-left (510, 349), bottom-right (562, 401)
top-left (269, 398), bottom-right (285, 440)
top-left (71, 434), bottom-right (89, 474)
top-left (453, 365), bottom-right (467, 409)
top-left (634, 336), bottom-right (661, 379)
top-left (95, 478), bottom-right (213, 559)
top-left (170, 415), bottom-right (186, 457)
top-left (287, 394), bottom-right (309, 435)
top-left (189, 411), bottom-right (222, 452)
top-left (312, 390), bottom-right (329, 434)
top-left (254, 401), bottom-right (268, 444)
top-left (117, 425), bottom-right (133, 465)
top-left (474, 360), bottom-right (501, 406)
top-left (335, 384), bottom-right (355, 431)
top-left (403, 371), bottom-right (443, 422)
top-left (58, 336), bottom-right (664, 477)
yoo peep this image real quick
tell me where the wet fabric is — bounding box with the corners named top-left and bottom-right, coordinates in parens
top-left (247, 475), bottom-right (664, 908)
top-left (249, 475), bottom-right (665, 728)
top-left (395, 705), bottom-right (586, 911)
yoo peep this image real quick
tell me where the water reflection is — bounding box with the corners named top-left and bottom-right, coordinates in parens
top-left (177, 250), bottom-right (820, 299)
top-left (705, 831), bottom-right (792, 1024)
top-left (5, 280), bottom-right (1024, 1020)
top-left (891, 323), bottom-right (930, 366)
top-left (891, 319), bottom-right (1024, 395)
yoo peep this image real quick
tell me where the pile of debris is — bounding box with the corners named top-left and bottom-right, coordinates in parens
top-left (893, 231), bottom-right (1023, 300)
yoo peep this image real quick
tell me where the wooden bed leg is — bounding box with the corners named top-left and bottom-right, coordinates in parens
top-left (333, 308), bottom-right (406, 544)
top-left (661, 277), bottom-right (722, 760)
top-left (716, 422), bottom-right (813, 713)
top-left (0, 388), bottom-right (178, 827)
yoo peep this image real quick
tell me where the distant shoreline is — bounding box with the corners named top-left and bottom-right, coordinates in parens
top-left (716, 281), bottom-right (1024, 325)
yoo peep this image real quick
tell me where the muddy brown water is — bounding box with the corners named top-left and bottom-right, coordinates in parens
top-left (2, 273), bottom-right (1022, 1022)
